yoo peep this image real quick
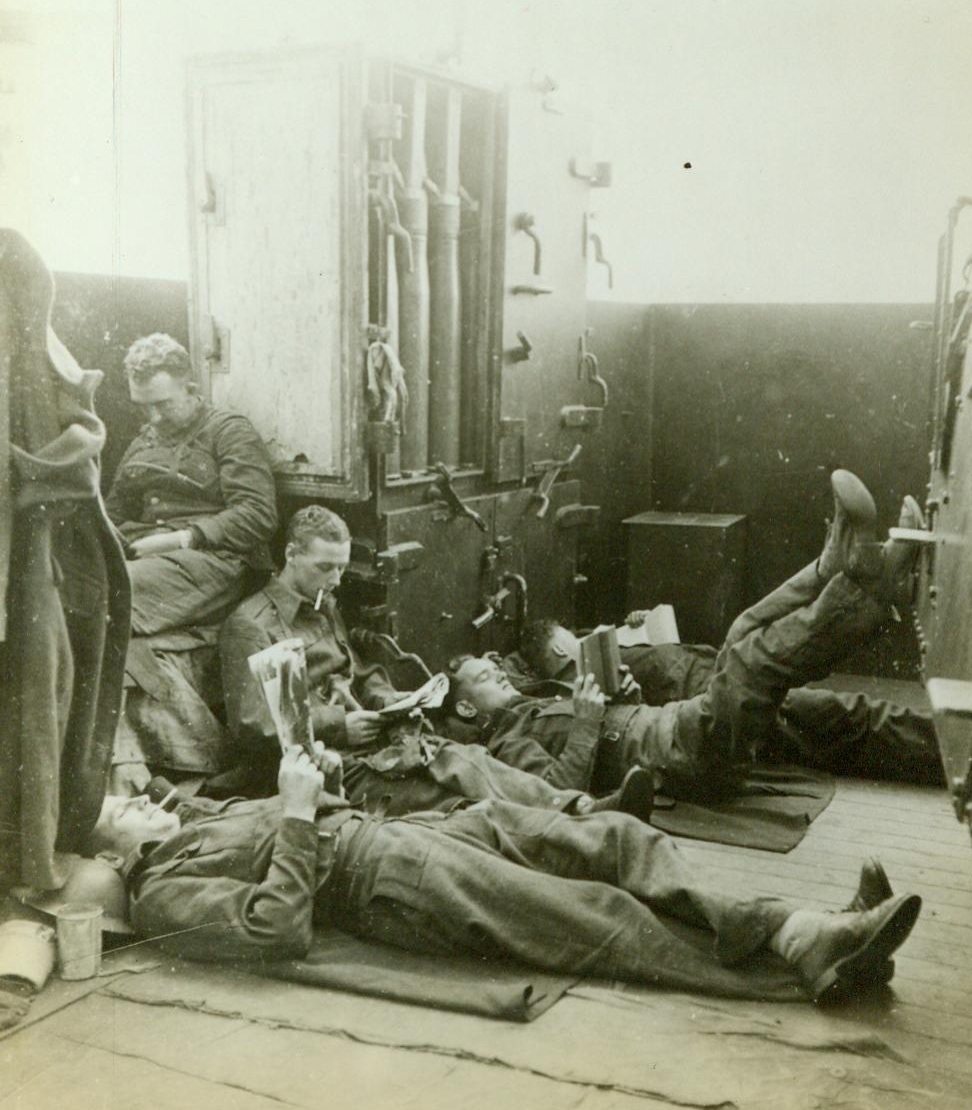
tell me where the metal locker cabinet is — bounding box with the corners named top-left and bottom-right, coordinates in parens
top-left (185, 45), bottom-right (370, 500)
top-left (623, 511), bottom-right (748, 647)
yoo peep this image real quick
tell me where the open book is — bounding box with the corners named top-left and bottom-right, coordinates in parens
top-left (248, 638), bottom-right (316, 755)
top-left (378, 673), bottom-right (450, 717)
top-left (616, 604), bottom-right (680, 648)
top-left (577, 625), bottom-right (623, 696)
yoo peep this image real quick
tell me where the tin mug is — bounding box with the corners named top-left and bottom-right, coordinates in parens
top-left (56, 902), bottom-right (103, 980)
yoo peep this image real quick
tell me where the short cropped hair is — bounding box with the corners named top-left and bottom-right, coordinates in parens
top-left (286, 504), bottom-right (351, 550)
top-left (518, 618), bottom-right (562, 676)
top-left (124, 333), bottom-right (193, 382)
top-left (442, 653), bottom-right (476, 713)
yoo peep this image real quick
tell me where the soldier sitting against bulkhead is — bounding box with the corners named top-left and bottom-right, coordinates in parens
top-left (104, 334), bottom-right (279, 793)
top-left (105, 333), bottom-right (278, 635)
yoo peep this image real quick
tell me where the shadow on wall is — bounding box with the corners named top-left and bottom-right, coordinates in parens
top-left (51, 273), bottom-right (191, 486)
top-left (586, 301), bottom-right (933, 678)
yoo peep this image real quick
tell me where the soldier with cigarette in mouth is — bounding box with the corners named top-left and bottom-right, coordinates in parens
top-left (217, 505), bottom-right (656, 822)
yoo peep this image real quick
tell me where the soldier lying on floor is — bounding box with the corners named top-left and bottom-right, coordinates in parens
top-left (436, 471), bottom-right (934, 802)
top-left (501, 487), bottom-right (939, 787)
top-left (88, 746), bottom-right (921, 1003)
top-left (217, 504), bottom-right (655, 821)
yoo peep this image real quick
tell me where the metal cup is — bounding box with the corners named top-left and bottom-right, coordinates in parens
top-left (55, 902), bottom-right (103, 980)
top-left (0, 919), bottom-right (56, 993)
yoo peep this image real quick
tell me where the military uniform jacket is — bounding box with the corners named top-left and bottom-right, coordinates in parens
top-left (220, 577), bottom-right (399, 750)
top-left (125, 795), bottom-right (357, 962)
top-left (104, 402), bottom-right (277, 567)
top-left (481, 696), bottom-right (637, 791)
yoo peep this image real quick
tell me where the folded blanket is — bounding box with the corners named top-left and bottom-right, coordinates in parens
top-left (651, 765), bottom-right (836, 852)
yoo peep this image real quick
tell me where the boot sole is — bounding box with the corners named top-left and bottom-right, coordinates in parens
top-left (846, 857), bottom-right (894, 912)
top-left (616, 767), bottom-right (655, 822)
top-left (811, 893), bottom-right (921, 1001)
top-left (831, 470), bottom-right (878, 534)
top-left (899, 495), bottom-right (926, 531)
top-left (831, 470), bottom-right (882, 580)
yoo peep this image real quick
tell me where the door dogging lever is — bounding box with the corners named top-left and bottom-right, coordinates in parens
top-left (532, 444), bottom-right (582, 519)
top-left (428, 462), bottom-right (488, 532)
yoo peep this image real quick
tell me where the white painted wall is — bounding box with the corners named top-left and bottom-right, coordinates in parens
top-left (2, 0), bottom-right (971, 302)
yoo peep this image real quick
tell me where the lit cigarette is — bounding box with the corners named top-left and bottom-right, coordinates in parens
top-left (314, 588), bottom-right (325, 611)
top-left (158, 787), bottom-right (179, 811)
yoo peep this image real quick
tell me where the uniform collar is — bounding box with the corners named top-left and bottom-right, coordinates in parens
top-left (142, 399), bottom-right (210, 445)
top-left (263, 575), bottom-right (334, 626)
top-left (121, 828), bottom-right (188, 882)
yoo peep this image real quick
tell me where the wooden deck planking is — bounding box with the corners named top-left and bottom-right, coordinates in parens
top-left (674, 775), bottom-right (972, 1099)
top-left (0, 775), bottom-right (969, 1109)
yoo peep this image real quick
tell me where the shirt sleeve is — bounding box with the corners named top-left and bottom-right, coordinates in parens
top-left (353, 659), bottom-right (400, 710)
top-left (130, 817), bottom-right (319, 961)
top-left (222, 612), bottom-right (356, 750)
top-left (185, 414), bottom-right (279, 553)
top-left (336, 610), bottom-right (399, 710)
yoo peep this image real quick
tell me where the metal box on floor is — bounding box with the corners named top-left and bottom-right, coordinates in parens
top-left (623, 511), bottom-right (747, 646)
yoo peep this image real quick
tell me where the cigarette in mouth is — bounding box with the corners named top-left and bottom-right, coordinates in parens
top-left (314, 588), bottom-right (325, 611)
top-left (158, 787), bottom-right (179, 811)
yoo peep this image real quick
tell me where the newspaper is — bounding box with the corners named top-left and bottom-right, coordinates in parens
top-left (378, 673), bottom-right (450, 717)
top-left (247, 638), bottom-right (316, 755)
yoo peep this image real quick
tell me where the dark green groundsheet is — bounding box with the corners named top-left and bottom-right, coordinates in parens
top-left (651, 765), bottom-right (836, 852)
top-left (262, 930), bottom-right (576, 1021)
top-left (259, 919), bottom-right (806, 1024)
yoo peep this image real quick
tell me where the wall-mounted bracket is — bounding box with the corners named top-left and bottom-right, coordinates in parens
top-left (471, 573), bottom-right (528, 637)
top-left (583, 213), bottom-right (614, 289)
top-left (569, 158), bottom-right (613, 187)
top-left (198, 171), bottom-right (225, 224)
top-left (578, 328), bottom-right (608, 406)
top-left (560, 405), bottom-right (603, 430)
top-left (201, 315), bottom-right (229, 373)
top-left (561, 330), bottom-right (608, 429)
top-left (888, 528), bottom-right (941, 544)
top-left (555, 503), bottom-right (602, 530)
top-left (513, 212), bottom-right (542, 275)
top-left (511, 284), bottom-right (554, 296)
top-left (507, 330), bottom-right (534, 364)
top-left (375, 540), bottom-right (425, 582)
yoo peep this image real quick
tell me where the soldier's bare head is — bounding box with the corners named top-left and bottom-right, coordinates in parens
top-left (282, 506), bottom-right (352, 604)
top-left (124, 334), bottom-right (200, 433)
